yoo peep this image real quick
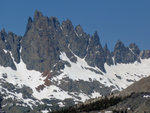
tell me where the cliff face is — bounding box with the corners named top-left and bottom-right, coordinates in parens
top-left (21, 11), bottom-right (106, 72)
top-left (0, 10), bottom-right (150, 112)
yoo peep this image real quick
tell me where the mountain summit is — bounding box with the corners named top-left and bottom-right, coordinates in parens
top-left (0, 10), bottom-right (150, 113)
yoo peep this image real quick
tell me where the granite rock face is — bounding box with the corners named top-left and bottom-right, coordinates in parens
top-left (21, 10), bottom-right (109, 72)
top-left (140, 50), bottom-right (150, 59)
top-left (103, 44), bottom-right (113, 66)
top-left (21, 11), bottom-right (60, 72)
top-left (113, 40), bottom-right (140, 64)
top-left (0, 29), bottom-right (21, 70)
top-left (85, 32), bottom-right (106, 72)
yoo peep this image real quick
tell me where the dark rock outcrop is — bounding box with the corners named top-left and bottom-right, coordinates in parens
top-left (0, 29), bottom-right (21, 70)
top-left (103, 44), bottom-right (113, 66)
top-left (85, 32), bottom-right (106, 72)
top-left (113, 40), bottom-right (139, 64)
top-left (129, 43), bottom-right (140, 56)
top-left (140, 50), bottom-right (150, 59)
top-left (21, 10), bottom-right (107, 72)
top-left (21, 10), bottom-right (60, 72)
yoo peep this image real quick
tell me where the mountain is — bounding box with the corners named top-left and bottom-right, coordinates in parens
top-left (0, 10), bottom-right (150, 113)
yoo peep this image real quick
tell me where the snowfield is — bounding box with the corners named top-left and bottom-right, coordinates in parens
top-left (0, 50), bottom-right (150, 108)
top-left (57, 52), bottom-right (150, 90)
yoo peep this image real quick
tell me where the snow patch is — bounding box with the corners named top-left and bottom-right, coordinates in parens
top-left (91, 91), bottom-right (101, 98)
top-left (143, 95), bottom-right (150, 98)
top-left (58, 102), bottom-right (65, 107)
top-left (41, 109), bottom-right (50, 113)
top-left (33, 85), bottom-right (74, 100)
top-left (75, 31), bottom-right (79, 37)
top-left (3, 49), bottom-right (7, 54)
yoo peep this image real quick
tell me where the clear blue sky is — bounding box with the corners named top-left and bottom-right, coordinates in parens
top-left (0, 0), bottom-right (150, 51)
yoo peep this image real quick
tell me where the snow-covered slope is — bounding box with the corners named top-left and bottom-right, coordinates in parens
top-left (54, 52), bottom-right (150, 93)
top-left (0, 50), bottom-right (150, 111)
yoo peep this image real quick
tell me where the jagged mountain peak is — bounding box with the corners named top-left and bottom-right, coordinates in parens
top-left (103, 43), bottom-right (108, 51)
top-left (49, 16), bottom-right (60, 28)
top-left (33, 11), bottom-right (60, 29)
top-left (75, 24), bottom-right (83, 31)
top-left (0, 29), bottom-right (7, 41)
top-left (61, 19), bottom-right (74, 33)
top-left (90, 31), bottom-right (101, 46)
top-left (103, 44), bottom-right (114, 66)
top-left (34, 10), bottom-right (44, 21)
top-left (114, 40), bottom-right (125, 50)
top-left (129, 43), bottom-right (140, 55)
top-left (24, 16), bottom-right (33, 35)
top-left (1, 10), bottom-right (150, 72)
top-left (62, 19), bottom-right (72, 25)
top-left (75, 24), bottom-right (85, 37)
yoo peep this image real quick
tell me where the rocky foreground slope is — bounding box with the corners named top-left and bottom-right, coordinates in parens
top-left (54, 76), bottom-right (150, 113)
top-left (0, 10), bottom-right (150, 112)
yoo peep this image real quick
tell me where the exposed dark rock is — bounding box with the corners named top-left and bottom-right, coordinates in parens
top-left (85, 32), bottom-right (106, 72)
top-left (129, 43), bottom-right (140, 56)
top-left (21, 11), bottom-right (60, 72)
top-left (61, 20), bottom-right (89, 59)
top-left (0, 48), bottom-right (16, 70)
top-left (103, 44), bottom-right (113, 66)
top-left (140, 50), bottom-right (150, 59)
top-left (34, 10), bottom-right (44, 22)
top-left (6, 32), bottom-right (21, 63)
top-left (24, 17), bottom-right (32, 36)
top-left (21, 30), bottom-right (60, 72)
top-left (0, 96), bottom-right (2, 109)
top-left (113, 40), bottom-right (139, 64)
top-left (21, 11), bottom-right (107, 72)
top-left (0, 29), bottom-right (21, 69)
top-left (75, 25), bottom-right (85, 37)
top-left (57, 77), bottom-right (113, 97)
